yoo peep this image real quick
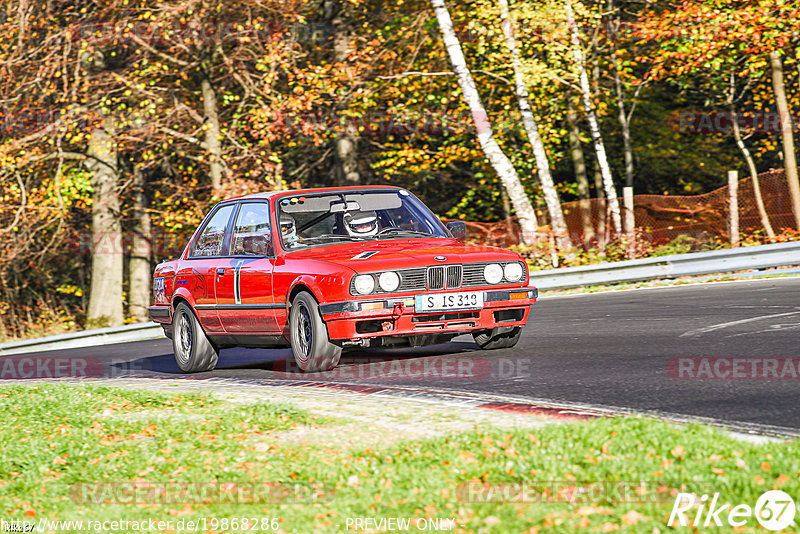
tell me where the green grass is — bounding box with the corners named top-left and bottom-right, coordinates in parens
top-left (1, 384), bottom-right (798, 533)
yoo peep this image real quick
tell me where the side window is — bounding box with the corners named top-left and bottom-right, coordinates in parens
top-left (232, 203), bottom-right (272, 256)
top-left (192, 205), bottom-right (234, 257)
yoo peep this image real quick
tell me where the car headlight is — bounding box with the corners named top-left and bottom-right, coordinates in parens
top-left (483, 263), bottom-right (503, 284)
top-left (378, 271), bottom-right (400, 292)
top-left (504, 262), bottom-right (524, 282)
top-left (353, 274), bottom-right (375, 295)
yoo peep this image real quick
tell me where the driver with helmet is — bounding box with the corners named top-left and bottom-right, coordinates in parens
top-left (280, 213), bottom-right (300, 246)
top-left (343, 210), bottom-right (379, 238)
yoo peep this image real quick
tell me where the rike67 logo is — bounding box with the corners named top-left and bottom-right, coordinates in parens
top-left (669, 490), bottom-right (796, 531)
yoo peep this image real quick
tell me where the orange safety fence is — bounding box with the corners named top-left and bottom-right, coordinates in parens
top-left (455, 169), bottom-right (797, 248)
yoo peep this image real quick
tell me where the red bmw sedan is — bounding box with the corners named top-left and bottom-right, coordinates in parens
top-left (149, 186), bottom-right (538, 372)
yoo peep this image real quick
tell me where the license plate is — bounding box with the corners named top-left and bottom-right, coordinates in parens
top-left (415, 292), bottom-right (484, 312)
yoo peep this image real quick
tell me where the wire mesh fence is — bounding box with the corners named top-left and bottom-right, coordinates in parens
top-left (455, 169), bottom-right (798, 249)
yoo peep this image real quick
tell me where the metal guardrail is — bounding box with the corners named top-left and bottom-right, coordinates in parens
top-left (529, 240), bottom-right (800, 291)
top-left (1, 241), bottom-right (798, 355)
top-left (0, 322), bottom-right (164, 356)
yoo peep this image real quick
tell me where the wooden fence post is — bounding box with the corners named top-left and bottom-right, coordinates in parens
top-left (728, 170), bottom-right (739, 247)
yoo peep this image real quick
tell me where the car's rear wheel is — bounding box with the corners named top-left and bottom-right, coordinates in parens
top-left (172, 302), bottom-right (219, 373)
top-left (473, 327), bottom-right (522, 350)
top-left (289, 292), bottom-right (342, 371)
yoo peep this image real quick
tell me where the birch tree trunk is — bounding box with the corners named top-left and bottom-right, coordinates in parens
top-left (566, 92), bottom-right (595, 246)
top-left (129, 166), bottom-right (152, 322)
top-left (325, 0), bottom-right (361, 185)
top-left (431, 0), bottom-right (539, 244)
top-left (498, 0), bottom-right (567, 246)
top-left (770, 51), bottom-right (800, 230)
top-left (594, 168), bottom-right (607, 247)
top-left (728, 73), bottom-right (774, 238)
top-left (565, 0), bottom-right (621, 234)
top-left (85, 125), bottom-right (124, 327)
top-left (608, 0), bottom-right (634, 192)
top-left (731, 116), bottom-right (774, 238)
top-left (201, 77), bottom-right (224, 191)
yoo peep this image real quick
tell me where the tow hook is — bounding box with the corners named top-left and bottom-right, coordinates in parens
top-left (382, 302), bottom-right (404, 331)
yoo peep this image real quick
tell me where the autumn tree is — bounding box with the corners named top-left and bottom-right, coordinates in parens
top-left (635, 0), bottom-right (800, 230)
top-left (431, 0), bottom-right (540, 244)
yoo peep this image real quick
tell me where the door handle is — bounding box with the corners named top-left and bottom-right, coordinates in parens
top-left (216, 268), bottom-right (226, 275)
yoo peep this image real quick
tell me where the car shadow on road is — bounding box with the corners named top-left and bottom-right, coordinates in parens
top-left (110, 339), bottom-right (479, 380)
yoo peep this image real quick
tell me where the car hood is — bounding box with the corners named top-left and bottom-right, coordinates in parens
top-left (283, 238), bottom-right (521, 272)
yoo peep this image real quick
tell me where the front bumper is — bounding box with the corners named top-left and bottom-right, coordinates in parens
top-left (149, 306), bottom-right (172, 324)
top-left (320, 287), bottom-right (537, 341)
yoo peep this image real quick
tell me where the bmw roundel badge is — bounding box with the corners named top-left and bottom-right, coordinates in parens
top-left (434, 256), bottom-right (447, 261)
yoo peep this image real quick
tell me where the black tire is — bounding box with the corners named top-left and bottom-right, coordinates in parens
top-left (289, 292), bottom-right (342, 371)
top-left (172, 302), bottom-right (219, 373)
top-left (472, 327), bottom-right (522, 350)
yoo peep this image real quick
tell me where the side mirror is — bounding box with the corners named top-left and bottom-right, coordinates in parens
top-left (446, 221), bottom-right (467, 242)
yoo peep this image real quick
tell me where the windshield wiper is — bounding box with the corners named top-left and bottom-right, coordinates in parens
top-left (377, 228), bottom-right (442, 238)
top-left (299, 234), bottom-right (361, 243)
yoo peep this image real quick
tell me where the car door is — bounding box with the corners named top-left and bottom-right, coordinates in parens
top-left (216, 201), bottom-right (280, 334)
top-left (182, 203), bottom-right (236, 334)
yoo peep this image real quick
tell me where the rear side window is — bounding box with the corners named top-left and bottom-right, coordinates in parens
top-left (232, 203), bottom-right (272, 256)
top-left (192, 205), bottom-right (234, 257)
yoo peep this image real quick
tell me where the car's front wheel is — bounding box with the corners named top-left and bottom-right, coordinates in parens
top-left (172, 302), bottom-right (219, 373)
top-left (473, 327), bottom-right (522, 350)
top-left (289, 292), bottom-right (342, 371)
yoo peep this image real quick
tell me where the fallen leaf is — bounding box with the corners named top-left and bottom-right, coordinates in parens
top-left (577, 506), bottom-right (613, 516)
top-left (622, 510), bottom-right (644, 525)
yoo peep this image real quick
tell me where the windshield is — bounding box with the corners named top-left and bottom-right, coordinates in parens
top-left (276, 189), bottom-right (450, 250)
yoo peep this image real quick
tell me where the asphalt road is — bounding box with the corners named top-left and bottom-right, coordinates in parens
top-left (11, 277), bottom-right (800, 433)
